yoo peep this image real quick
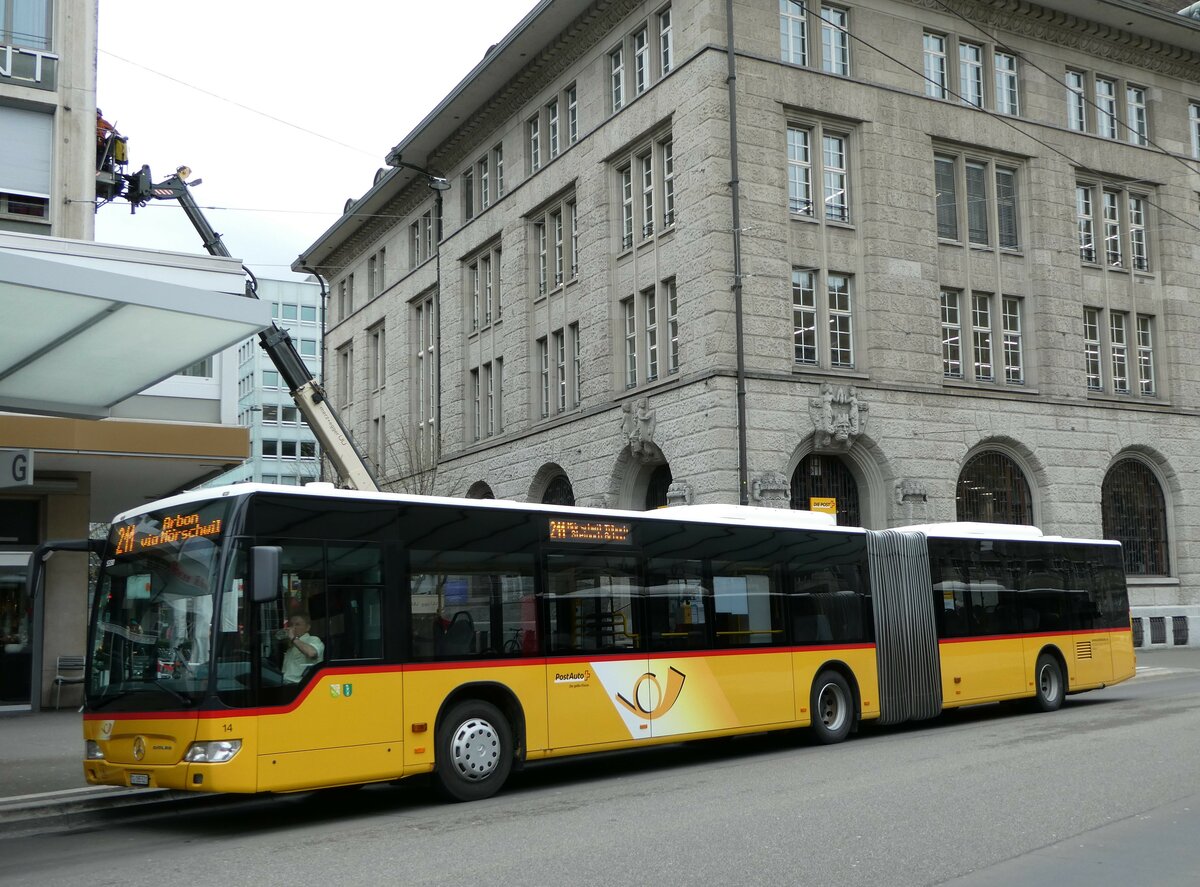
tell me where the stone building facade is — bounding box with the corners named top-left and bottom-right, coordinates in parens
top-left (298, 0), bottom-right (1200, 610)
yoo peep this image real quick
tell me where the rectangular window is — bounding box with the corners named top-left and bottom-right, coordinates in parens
top-left (567, 84), bottom-right (578, 145)
top-left (462, 168), bottom-right (474, 220)
top-left (547, 99), bottom-right (560, 159)
top-left (820, 7), bottom-right (849, 76)
top-left (941, 290), bottom-right (962, 378)
top-left (971, 293), bottom-right (993, 382)
top-left (662, 139), bottom-right (675, 227)
top-left (482, 253), bottom-right (494, 324)
top-left (470, 263), bottom-right (480, 332)
top-left (1096, 77), bottom-right (1118, 139)
top-left (787, 126), bottom-right (812, 216)
top-left (1129, 196), bottom-right (1148, 271)
top-left (1126, 86), bottom-right (1147, 146)
top-left (792, 269), bottom-right (818, 365)
top-left (484, 362), bottom-right (495, 437)
top-left (645, 287), bottom-right (659, 381)
top-left (633, 27), bottom-right (649, 96)
top-left (552, 210), bottom-right (564, 285)
top-left (666, 278), bottom-right (679, 373)
top-left (570, 323), bottom-right (581, 405)
top-left (624, 297), bottom-right (638, 388)
top-left (1077, 185), bottom-right (1096, 263)
top-left (1110, 312), bottom-right (1129, 393)
top-left (554, 330), bottom-right (567, 412)
top-left (369, 325), bottom-right (385, 392)
top-left (479, 154), bottom-right (490, 209)
top-left (568, 200), bottom-right (579, 278)
top-left (789, 123), bottom-right (850, 223)
top-left (924, 33), bottom-right (947, 99)
top-left (712, 565), bottom-right (784, 648)
top-left (536, 221), bottom-right (548, 295)
top-left (965, 160), bottom-right (989, 245)
top-left (611, 46), bottom-right (625, 111)
top-left (1136, 315), bottom-right (1155, 396)
top-left (471, 368), bottom-right (480, 441)
top-left (620, 165), bottom-right (634, 250)
top-left (994, 52), bottom-right (1019, 115)
top-left (528, 115), bottom-right (541, 172)
top-left (959, 42), bottom-right (983, 107)
top-left (1191, 102), bottom-right (1200, 159)
top-left (1066, 70), bottom-right (1087, 131)
top-left (828, 274), bottom-right (853, 367)
top-left (1102, 190), bottom-right (1122, 267)
top-left (822, 134), bottom-right (848, 222)
top-left (495, 357), bottom-right (505, 432)
top-left (414, 296), bottom-right (436, 450)
top-left (641, 153), bottom-right (654, 238)
top-left (1084, 308), bottom-right (1102, 391)
top-left (996, 167), bottom-right (1018, 250)
top-left (781, 0), bottom-right (808, 66)
top-left (659, 7), bottom-right (673, 76)
top-left (493, 144), bottom-right (504, 196)
top-left (1002, 296), bottom-right (1023, 384)
top-left (935, 154), bottom-right (958, 240)
top-left (538, 337), bottom-right (550, 417)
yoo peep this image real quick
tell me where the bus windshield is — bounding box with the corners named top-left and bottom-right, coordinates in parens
top-left (88, 501), bottom-right (230, 710)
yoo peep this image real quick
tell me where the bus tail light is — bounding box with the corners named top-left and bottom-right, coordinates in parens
top-left (183, 740), bottom-right (242, 763)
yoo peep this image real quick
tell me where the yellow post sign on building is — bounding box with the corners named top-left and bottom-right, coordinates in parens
top-left (810, 497), bottom-right (837, 515)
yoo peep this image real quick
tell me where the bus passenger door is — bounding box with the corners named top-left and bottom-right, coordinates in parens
top-left (544, 552), bottom-right (650, 750)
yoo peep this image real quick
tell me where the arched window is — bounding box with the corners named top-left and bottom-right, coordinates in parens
top-left (542, 475), bottom-right (575, 507)
top-left (956, 451), bottom-right (1032, 524)
top-left (1103, 458), bottom-right (1168, 575)
top-left (644, 464), bottom-right (673, 511)
top-left (791, 454), bottom-right (860, 527)
top-left (466, 481), bottom-right (495, 500)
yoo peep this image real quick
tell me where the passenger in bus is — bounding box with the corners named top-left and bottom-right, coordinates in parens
top-left (282, 613), bottom-right (324, 682)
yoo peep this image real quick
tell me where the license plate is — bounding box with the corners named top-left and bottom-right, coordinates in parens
top-left (129, 773), bottom-right (151, 787)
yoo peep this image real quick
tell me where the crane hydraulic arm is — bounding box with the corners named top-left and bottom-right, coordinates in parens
top-left (124, 165), bottom-right (379, 492)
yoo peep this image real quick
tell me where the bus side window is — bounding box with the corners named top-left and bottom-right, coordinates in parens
top-left (545, 553), bottom-right (641, 653)
top-left (712, 563), bottom-right (783, 647)
top-left (645, 559), bottom-right (707, 651)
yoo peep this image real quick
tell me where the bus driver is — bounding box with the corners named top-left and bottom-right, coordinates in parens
top-left (282, 613), bottom-right (324, 682)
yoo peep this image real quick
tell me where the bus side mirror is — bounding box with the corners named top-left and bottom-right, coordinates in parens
top-left (250, 546), bottom-right (282, 604)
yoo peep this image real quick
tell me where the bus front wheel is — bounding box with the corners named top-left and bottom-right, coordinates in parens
top-left (810, 670), bottom-right (854, 744)
top-left (1033, 654), bottom-right (1065, 712)
top-left (435, 700), bottom-right (513, 802)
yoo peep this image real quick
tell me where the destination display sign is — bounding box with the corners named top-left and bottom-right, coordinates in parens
top-left (114, 512), bottom-right (223, 556)
top-left (548, 519), bottom-right (632, 544)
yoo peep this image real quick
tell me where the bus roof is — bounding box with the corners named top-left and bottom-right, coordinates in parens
top-left (111, 484), bottom-right (1113, 546)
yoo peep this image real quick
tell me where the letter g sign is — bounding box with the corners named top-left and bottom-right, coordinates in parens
top-left (0, 450), bottom-right (33, 489)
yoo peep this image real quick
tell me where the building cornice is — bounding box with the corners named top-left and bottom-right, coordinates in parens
top-left (904, 0), bottom-right (1200, 78)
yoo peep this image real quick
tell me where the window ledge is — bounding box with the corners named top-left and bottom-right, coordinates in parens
top-left (942, 378), bottom-right (1036, 395)
top-left (1127, 576), bottom-right (1178, 586)
top-left (792, 366), bottom-right (869, 381)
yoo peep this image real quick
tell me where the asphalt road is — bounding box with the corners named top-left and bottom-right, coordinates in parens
top-left (4, 651), bottom-right (1199, 887)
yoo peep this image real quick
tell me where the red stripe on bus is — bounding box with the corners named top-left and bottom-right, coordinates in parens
top-left (939, 627), bottom-right (1131, 645)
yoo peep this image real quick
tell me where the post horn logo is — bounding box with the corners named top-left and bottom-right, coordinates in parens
top-left (616, 666), bottom-right (686, 719)
top-left (132, 736), bottom-right (146, 761)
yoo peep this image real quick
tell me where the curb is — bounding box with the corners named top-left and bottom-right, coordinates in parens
top-left (0, 785), bottom-right (225, 836)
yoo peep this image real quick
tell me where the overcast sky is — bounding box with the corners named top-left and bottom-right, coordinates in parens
top-left (94, 0), bottom-right (538, 282)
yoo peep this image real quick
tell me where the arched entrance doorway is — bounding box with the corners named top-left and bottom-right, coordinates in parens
top-left (790, 454), bottom-right (860, 527)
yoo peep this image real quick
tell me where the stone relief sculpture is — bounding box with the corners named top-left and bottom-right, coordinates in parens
top-left (751, 470), bottom-right (791, 508)
top-left (621, 398), bottom-right (657, 462)
top-left (665, 481), bottom-right (692, 507)
top-left (808, 382), bottom-right (868, 451)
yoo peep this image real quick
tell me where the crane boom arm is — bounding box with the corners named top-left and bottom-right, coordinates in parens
top-left (125, 166), bottom-right (379, 492)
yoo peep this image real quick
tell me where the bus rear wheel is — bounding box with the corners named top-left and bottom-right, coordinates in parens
top-left (1033, 654), bottom-right (1065, 712)
top-left (810, 670), bottom-right (854, 744)
top-left (435, 700), bottom-right (513, 802)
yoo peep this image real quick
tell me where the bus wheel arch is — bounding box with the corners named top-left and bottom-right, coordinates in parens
top-left (434, 682), bottom-right (526, 796)
top-left (1032, 647), bottom-right (1067, 712)
top-left (809, 662), bottom-right (859, 744)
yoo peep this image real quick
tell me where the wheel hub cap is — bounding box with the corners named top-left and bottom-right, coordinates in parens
top-left (450, 718), bottom-right (500, 781)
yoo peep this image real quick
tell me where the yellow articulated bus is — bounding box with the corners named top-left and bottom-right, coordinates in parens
top-left (62, 485), bottom-right (1133, 802)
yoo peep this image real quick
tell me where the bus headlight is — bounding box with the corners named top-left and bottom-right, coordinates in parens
top-left (85, 740), bottom-right (105, 760)
top-left (183, 740), bottom-right (242, 763)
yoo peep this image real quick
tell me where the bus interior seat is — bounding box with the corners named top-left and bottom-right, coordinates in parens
top-left (443, 611), bottom-right (475, 655)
